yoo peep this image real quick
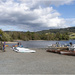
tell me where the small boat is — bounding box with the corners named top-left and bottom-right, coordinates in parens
top-left (58, 44), bottom-right (75, 55)
top-left (12, 47), bottom-right (36, 53)
top-left (47, 42), bottom-right (68, 53)
top-left (47, 49), bottom-right (56, 53)
top-left (47, 43), bottom-right (75, 56)
top-left (46, 47), bottom-right (57, 53)
top-left (46, 47), bottom-right (68, 53)
top-left (54, 49), bottom-right (62, 54)
top-left (60, 51), bottom-right (75, 56)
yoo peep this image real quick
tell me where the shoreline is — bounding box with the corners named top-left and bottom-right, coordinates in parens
top-left (1, 39), bottom-right (75, 44)
top-left (2, 41), bottom-right (18, 44)
top-left (0, 47), bottom-right (75, 74)
top-left (28, 39), bottom-right (75, 41)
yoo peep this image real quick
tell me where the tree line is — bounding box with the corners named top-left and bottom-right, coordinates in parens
top-left (0, 29), bottom-right (69, 41)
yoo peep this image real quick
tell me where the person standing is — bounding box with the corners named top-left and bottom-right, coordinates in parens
top-left (3, 42), bottom-right (5, 52)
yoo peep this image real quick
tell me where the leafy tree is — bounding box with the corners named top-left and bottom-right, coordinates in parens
top-left (2, 32), bottom-right (13, 41)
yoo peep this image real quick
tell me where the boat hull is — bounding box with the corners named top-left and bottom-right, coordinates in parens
top-left (13, 47), bottom-right (36, 53)
top-left (60, 51), bottom-right (75, 55)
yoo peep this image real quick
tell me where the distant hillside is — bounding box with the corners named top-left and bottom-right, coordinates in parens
top-left (5, 27), bottom-right (75, 34)
top-left (37, 27), bottom-right (75, 34)
top-left (4, 27), bottom-right (75, 41)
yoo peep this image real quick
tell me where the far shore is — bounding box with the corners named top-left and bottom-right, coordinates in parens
top-left (24, 40), bottom-right (71, 41)
top-left (1, 39), bottom-right (74, 44)
top-left (2, 40), bottom-right (22, 44)
top-left (2, 41), bottom-right (18, 44)
top-left (14, 40), bottom-right (23, 41)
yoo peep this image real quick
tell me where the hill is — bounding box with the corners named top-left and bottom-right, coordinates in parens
top-left (37, 27), bottom-right (75, 34)
top-left (3, 27), bottom-right (75, 41)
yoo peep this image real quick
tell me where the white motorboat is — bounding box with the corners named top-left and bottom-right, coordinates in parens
top-left (12, 47), bottom-right (36, 53)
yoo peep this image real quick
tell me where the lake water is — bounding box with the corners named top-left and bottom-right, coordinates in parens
top-left (7, 40), bottom-right (75, 48)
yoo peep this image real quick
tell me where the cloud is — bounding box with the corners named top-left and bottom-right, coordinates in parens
top-left (49, 0), bottom-right (74, 6)
top-left (0, 0), bottom-right (74, 31)
top-left (18, 0), bottom-right (74, 7)
top-left (65, 18), bottom-right (75, 27)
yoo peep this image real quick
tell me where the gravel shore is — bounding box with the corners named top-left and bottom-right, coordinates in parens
top-left (0, 47), bottom-right (75, 74)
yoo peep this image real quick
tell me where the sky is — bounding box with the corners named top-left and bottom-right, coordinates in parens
top-left (0, 0), bottom-right (75, 32)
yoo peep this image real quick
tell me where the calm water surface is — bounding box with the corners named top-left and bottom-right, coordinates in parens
top-left (7, 40), bottom-right (75, 48)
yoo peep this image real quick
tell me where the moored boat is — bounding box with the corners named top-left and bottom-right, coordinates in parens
top-left (46, 47), bottom-right (68, 53)
top-left (46, 48), bottom-right (57, 53)
top-left (47, 42), bottom-right (75, 56)
top-left (60, 51), bottom-right (75, 56)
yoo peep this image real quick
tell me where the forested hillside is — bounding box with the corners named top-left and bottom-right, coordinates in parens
top-left (4, 31), bottom-right (69, 41)
top-left (0, 27), bottom-right (75, 41)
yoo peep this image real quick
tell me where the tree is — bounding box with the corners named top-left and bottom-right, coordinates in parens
top-left (2, 32), bottom-right (13, 41)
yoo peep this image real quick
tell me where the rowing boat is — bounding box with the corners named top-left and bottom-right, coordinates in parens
top-left (60, 51), bottom-right (75, 56)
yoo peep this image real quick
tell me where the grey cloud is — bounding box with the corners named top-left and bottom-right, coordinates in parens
top-left (18, 0), bottom-right (74, 8)
top-left (0, 0), bottom-right (73, 31)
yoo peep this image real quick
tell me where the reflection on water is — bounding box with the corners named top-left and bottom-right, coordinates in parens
top-left (7, 40), bottom-right (75, 48)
